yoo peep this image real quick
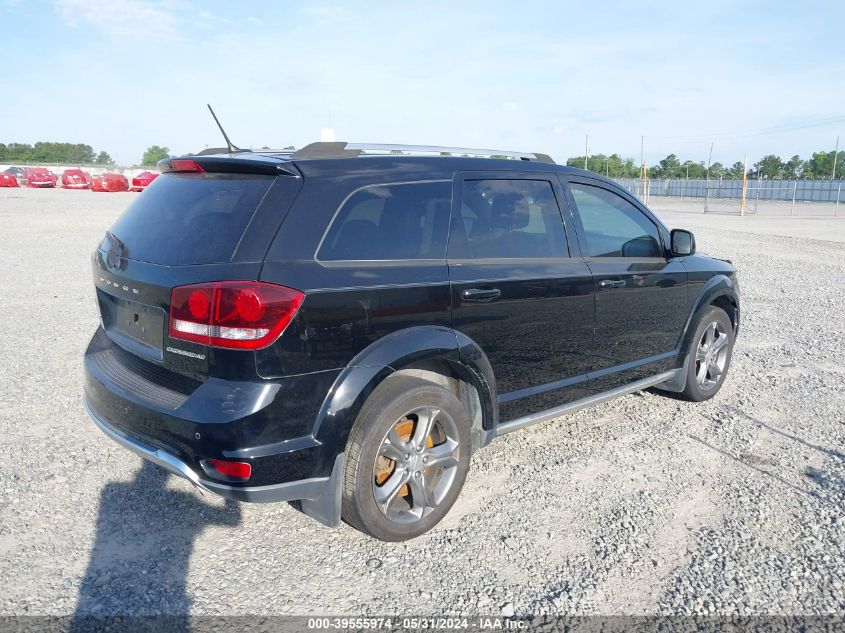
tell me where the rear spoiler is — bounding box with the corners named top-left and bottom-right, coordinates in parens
top-left (157, 156), bottom-right (299, 177)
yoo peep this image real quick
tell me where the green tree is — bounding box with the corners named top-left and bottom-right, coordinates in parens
top-left (605, 154), bottom-right (638, 178)
top-left (726, 161), bottom-right (746, 179)
top-left (586, 153), bottom-right (609, 174)
top-left (5, 143), bottom-right (32, 161)
top-left (0, 142), bottom-right (95, 163)
top-left (753, 154), bottom-right (784, 179)
top-left (71, 144), bottom-right (96, 163)
top-left (95, 151), bottom-right (114, 165)
top-left (708, 162), bottom-right (724, 178)
top-left (679, 160), bottom-right (706, 179)
top-left (621, 156), bottom-right (639, 178)
top-left (782, 155), bottom-right (803, 179)
top-left (804, 152), bottom-right (828, 178)
top-left (566, 155), bottom-right (590, 170)
top-left (565, 154), bottom-right (639, 178)
top-left (656, 154), bottom-right (682, 179)
top-left (803, 150), bottom-right (845, 179)
top-left (142, 145), bottom-right (170, 166)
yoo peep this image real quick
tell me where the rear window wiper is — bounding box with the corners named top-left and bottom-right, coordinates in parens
top-left (104, 231), bottom-right (128, 266)
top-left (104, 231), bottom-right (126, 254)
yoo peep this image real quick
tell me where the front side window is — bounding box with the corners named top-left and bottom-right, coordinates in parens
top-left (569, 183), bottom-right (662, 258)
top-left (449, 179), bottom-right (567, 259)
top-left (318, 181), bottom-right (452, 261)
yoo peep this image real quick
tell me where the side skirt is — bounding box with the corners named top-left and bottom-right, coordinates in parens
top-left (495, 369), bottom-right (681, 436)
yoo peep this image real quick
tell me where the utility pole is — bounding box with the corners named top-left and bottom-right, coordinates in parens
top-left (833, 136), bottom-right (840, 180)
top-left (791, 180), bottom-right (797, 215)
top-left (584, 135), bottom-right (589, 170)
top-left (640, 136), bottom-right (644, 169)
top-left (705, 142), bottom-right (714, 179)
top-left (640, 136), bottom-right (645, 199)
top-left (704, 142), bottom-right (713, 213)
top-left (740, 154), bottom-right (748, 216)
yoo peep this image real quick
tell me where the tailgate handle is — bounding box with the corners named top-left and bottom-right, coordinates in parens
top-left (461, 288), bottom-right (502, 302)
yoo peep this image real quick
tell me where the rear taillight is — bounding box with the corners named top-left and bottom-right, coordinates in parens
top-left (169, 281), bottom-right (304, 350)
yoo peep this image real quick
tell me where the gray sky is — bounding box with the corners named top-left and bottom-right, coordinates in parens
top-left (2, 0), bottom-right (843, 166)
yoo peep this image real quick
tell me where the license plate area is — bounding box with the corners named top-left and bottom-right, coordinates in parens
top-left (97, 289), bottom-right (165, 361)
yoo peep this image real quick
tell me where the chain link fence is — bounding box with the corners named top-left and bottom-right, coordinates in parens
top-left (615, 178), bottom-right (843, 216)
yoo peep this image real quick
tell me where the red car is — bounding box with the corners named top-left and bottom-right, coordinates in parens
top-left (91, 173), bottom-right (129, 192)
top-left (24, 167), bottom-right (58, 188)
top-left (0, 171), bottom-right (20, 187)
top-left (130, 170), bottom-right (159, 192)
top-left (62, 169), bottom-right (92, 189)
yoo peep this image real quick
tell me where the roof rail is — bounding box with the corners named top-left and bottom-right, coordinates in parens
top-left (291, 142), bottom-right (555, 164)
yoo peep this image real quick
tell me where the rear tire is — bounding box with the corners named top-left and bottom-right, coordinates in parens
top-left (678, 306), bottom-right (734, 402)
top-left (341, 376), bottom-right (471, 541)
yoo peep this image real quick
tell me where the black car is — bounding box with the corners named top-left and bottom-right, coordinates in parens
top-left (83, 142), bottom-right (739, 541)
top-left (4, 166), bottom-right (25, 184)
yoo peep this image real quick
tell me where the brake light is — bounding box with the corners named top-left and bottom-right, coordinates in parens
top-left (169, 281), bottom-right (304, 350)
top-left (169, 159), bottom-right (204, 173)
top-left (210, 459), bottom-right (252, 480)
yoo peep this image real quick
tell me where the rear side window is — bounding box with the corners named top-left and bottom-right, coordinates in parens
top-left (106, 173), bottom-right (273, 265)
top-left (569, 183), bottom-right (662, 258)
top-left (318, 181), bottom-right (452, 261)
top-left (449, 179), bottom-right (567, 259)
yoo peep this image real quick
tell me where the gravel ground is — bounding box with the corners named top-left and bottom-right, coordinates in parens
top-left (1, 187), bottom-right (843, 617)
top-left (651, 199), bottom-right (845, 243)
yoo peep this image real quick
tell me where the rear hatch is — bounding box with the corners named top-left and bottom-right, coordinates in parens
top-left (92, 156), bottom-right (302, 383)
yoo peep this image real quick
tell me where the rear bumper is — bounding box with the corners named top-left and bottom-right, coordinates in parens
top-left (85, 399), bottom-right (331, 503)
top-left (83, 327), bottom-right (343, 487)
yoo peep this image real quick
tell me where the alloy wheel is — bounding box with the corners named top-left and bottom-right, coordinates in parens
top-left (695, 320), bottom-right (729, 391)
top-left (372, 406), bottom-right (461, 524)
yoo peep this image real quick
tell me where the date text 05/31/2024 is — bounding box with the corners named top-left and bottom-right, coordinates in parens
top-left (306, 617), bottom-right (527, 630)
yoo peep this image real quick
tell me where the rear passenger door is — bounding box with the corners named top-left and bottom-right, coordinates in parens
top-left (447, 172), bottom-right (594, 421)
top-left (261, 178), bottom-right (454, 376)
top-left (561, 177), bottom-right (688, 391)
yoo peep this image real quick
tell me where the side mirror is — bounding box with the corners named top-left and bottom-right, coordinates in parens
top-left (671, 229), bottom-right (695, 256)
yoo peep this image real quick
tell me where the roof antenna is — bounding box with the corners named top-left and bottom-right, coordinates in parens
top-left (206, 104), bottom-right (242, 153)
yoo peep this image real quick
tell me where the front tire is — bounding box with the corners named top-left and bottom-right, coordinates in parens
top-left (341, 376), bottom-right (471, 541)
top-left (679, 306), bottom-right (734, 402)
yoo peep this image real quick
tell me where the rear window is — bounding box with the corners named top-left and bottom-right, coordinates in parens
top-left (318, 181), bottom-right (452, 261)
top-left (106, 173), bottom-right (273, 265)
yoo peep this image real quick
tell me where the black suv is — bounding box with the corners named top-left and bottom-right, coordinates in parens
top-left (84, 142), bottom-right (739, 541)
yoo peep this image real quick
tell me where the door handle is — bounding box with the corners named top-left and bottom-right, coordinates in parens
top-left (599, 279), bottom-right (626, 289)
top-left (461, 288), bottom-right (502, 302)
